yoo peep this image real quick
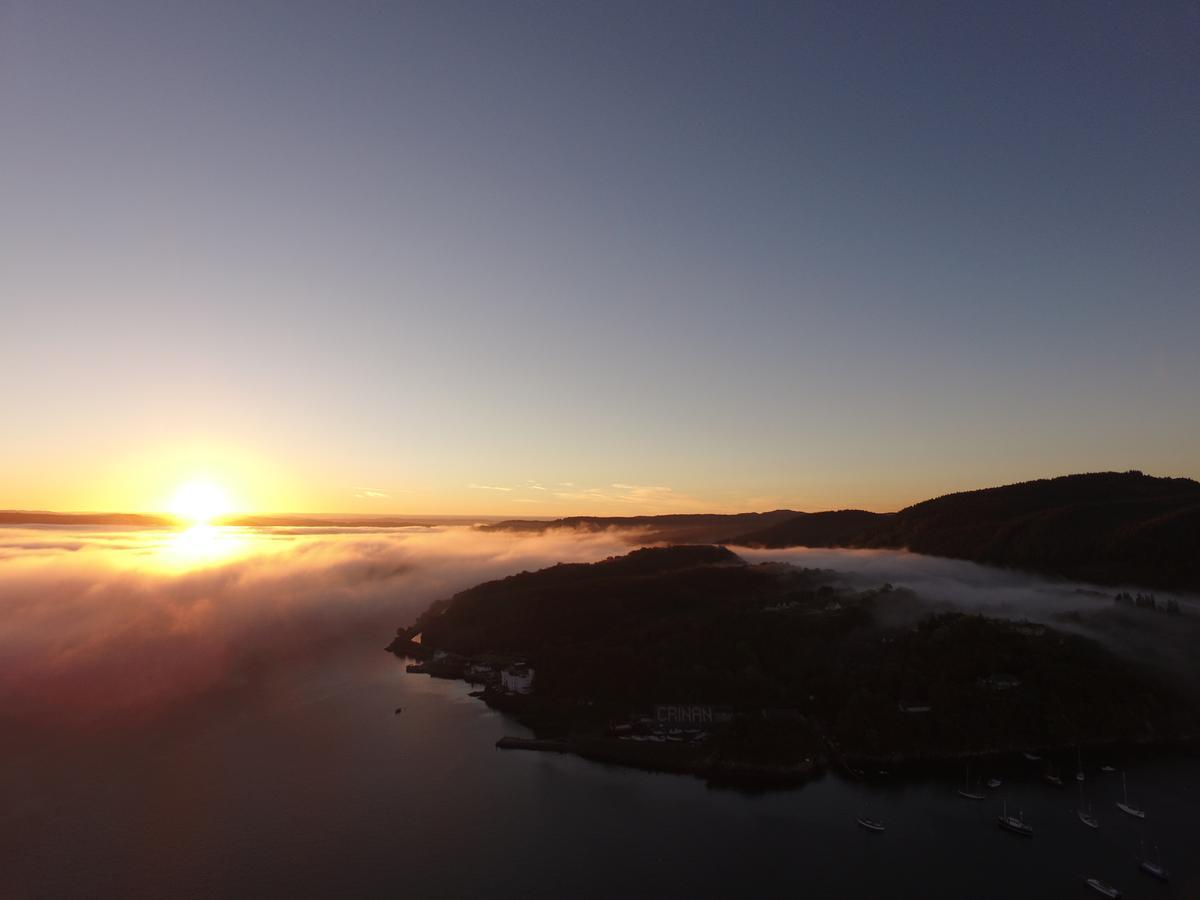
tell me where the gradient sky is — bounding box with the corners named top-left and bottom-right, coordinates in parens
top-left (2, 1), bottom-right (1197, 515)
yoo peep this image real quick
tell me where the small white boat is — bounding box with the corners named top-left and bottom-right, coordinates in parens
top-left (1085, 877), bottom-right (1121, 898)
top-left (997, 801), bottom-right (1033, 836)
top-left (1137, 843), bottom-right (1169, 882)
top-left (986, 777), bottom-right (1002, 789)
top-left (1116, 772), bottom-right (1145, 819)
top-left (856, 816), bottom-right (885, 833)
top-left (1022, 751), bottom-right (1042, 762)
top-left (1100, 765), bottom-right (1116, 773)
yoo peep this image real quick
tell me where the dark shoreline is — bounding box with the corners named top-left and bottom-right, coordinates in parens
top-left (495, 735), bottom-right (822, 786)
top-left (396, 649), bottom-right (1195, 791)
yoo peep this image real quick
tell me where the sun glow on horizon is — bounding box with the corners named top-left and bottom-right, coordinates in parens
top-left (156, 523), bottom-right (254, 570)
top-left (169, 480), bottom-right (233, 525)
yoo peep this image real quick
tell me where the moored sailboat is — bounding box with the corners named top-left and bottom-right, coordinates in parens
top-left (1137, 842), bottom-right (1169, 882)
top-left (956, 762), bottom-right (985, 800)
top-left (856, 816), bottom-right (885, 833)
top-left (1115, 772), bottom-right (1145, 819)
top-left (1042, 762), bottom-right (1064, 788)
top-left (1085, 877), bottom-right (1121, 898)
top-left (1077, 779), bottom-right (1098, 828)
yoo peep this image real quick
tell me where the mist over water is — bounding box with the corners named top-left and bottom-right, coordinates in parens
top-left (0, 524), bottom-right (630, 726)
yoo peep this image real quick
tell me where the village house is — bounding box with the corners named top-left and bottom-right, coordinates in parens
top-left (466, 660), bottom-right (498, 682)
top-left (500, 663), bottom-right (535, 695)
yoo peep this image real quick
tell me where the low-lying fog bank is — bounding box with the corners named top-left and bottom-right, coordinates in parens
top-left (2, 525), bottom-right (1196, 728)
top-left (0, 524), bottom-right (629, 725)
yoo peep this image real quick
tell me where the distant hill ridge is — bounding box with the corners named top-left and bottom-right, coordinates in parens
top-left (0, 511), bottom-right (175, 527)
top-left (479, 510), bottom-right (800, 543)
top-left (485, 472), bottom-right (1200, 591)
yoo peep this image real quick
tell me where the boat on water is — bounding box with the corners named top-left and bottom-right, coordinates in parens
top-left (1042, 770), bottom-right (1065, 788)
top-left (1076, 779), bottom-right (1098, 828)
top-left (956, 762), bottom-right (985, 800)
top-left (1137, 843), bottom-right (1169, 882)
top-left (997, 801), bottom-right (1033, 837)
top-left (856, 816), bottom-right (885, 833)
top-left (1116, 772), bottom-right (1146, 819)
top-left (1021, 751), bottom-right (1042, 762)
top-left (986, 778), bottom-right (1002, 789)
top-left (1100, 765), bottom-right (1116, 773)
top-left (1085, 877), bottom-right (1121, 898)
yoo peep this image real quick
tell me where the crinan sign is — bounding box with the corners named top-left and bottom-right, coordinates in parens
top-left (654, 704), bottom-right (715, 727)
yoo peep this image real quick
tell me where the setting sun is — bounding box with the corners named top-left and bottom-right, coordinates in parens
top-left (169, 480), bottom-right (232, 525)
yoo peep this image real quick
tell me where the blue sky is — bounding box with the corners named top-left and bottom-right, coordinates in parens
top-left (1, 1), bottom-right (1197, 514)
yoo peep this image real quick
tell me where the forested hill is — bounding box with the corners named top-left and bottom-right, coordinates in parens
top-left (396, 545), bottom-right (1196, 760)
top-left (736, 472), bottom-right (1200, 591)
top-left (408, 544), bottom-right (751, 659)
top-left (480, 473), bottom-right (1200, 591)
top-left (722, 509), bottom-right (887, 548)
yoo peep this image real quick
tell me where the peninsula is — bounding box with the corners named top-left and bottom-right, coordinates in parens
top-left (391, 544), bottom-right (1197, 786)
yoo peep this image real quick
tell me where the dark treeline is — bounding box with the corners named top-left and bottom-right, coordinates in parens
top-left (1114, 591), bottom-right (1182, 614)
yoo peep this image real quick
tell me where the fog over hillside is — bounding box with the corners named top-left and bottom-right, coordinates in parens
top-left (735, 545), bottom-right (1200, 692)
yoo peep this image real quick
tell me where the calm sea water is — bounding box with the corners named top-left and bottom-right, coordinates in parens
top-left (5, 638), bottom-right (1198, 899)
top-left (2, 526), bottom-right (1198, 898)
